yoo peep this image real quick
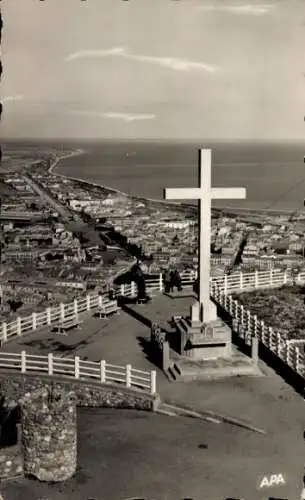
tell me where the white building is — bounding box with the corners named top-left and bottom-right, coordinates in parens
top-left (68, 199), bottom-right (101, 211)
top-left (218, 226), bottom-right (232, 237)
top-left (163, 220), bottom-right (191, 230)
top-left (101, 198), bottom-right (114, 206)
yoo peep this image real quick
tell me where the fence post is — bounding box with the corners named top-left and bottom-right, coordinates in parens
top-left (225, 292), bottom-right (229, 310)
top-left (234, 300), bottom-right (239, 319)
top-left (74, 299), bottom-right (78, 315)
top-left (2, 322), bottom-right (7, 344)
top-left (251, 334), bottom-right (259, 364)
top-left (21, 350), bottom-right (26, 373)
top-left (253, 315), bottom-right (258, 337)
top-left (240, 272), bottom-right (243, 291)
top-left (247, 310), bottom-right (251, 337)
top-left (268, 327), bottom-right (273, 349)
top-left (159, 273), bottom-right (163, 292)
top-left (86, 295), bottom-right (91, 311)
top-left (255, 270), bottom-right (259, 288)
top-left (100, 360), bottom-right (106, 383)
top-left (48, 353), bottom-right (53, 375)
top-left (32, 312), bottom-right (37, 331)
top-left (74, 356), bottom-right (80, 379)
top-left (230, 297), bottom-right (234, 316)
top-left (131, 281), bottom-right (136, 296)
top-left (126, 364), bottom-right (131, 388)
top-left (120, 284), bottom-right (125, 296)
top-left (276, 332), bottom-right (281, 357)
top-left (286, 341), bottom-right (291, 365)
top-left (98, 294), bottom-right (103, 308)
top-left (46, 307), bottom-right (51, 326)
top-left (60, 303), bottom-right (65, 321)
top-left (17, 317), bottom-right (22, 336)
top-left (150, 370), bottom-right (157, 395)
top-left (224, 275), bottom-right (228, 294)
top-left (221, 292), bottom-right (225, 308)
top-left (270, 269), bottom-right (273, 286)
top-left (240, 304), bottom-right (244, 325)
top-left (260, 320), bottom-right (266, 343)
top-left (295, 346), bottom-right (300, 373)
top-left (228, 296), bottom-right (232, 314)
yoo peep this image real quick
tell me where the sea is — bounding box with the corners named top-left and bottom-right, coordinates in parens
top-left (4, 140), bottom-right (305, 213)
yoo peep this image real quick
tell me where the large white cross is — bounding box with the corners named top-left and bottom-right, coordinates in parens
top-left (164, 149), bottom-right (246, 324)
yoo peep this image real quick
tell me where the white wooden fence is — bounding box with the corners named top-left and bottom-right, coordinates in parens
top-left (211, 281), bottom-right (305, 377)
top-left (0, 269), bottom-right (300, 342)
top-left (0, 268), bottom-right (305, 378)
top-left (0, 351), bottom-right (156, 395)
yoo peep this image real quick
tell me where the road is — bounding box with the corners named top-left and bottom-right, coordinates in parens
top-left (23, 174), bottom-right (141, 263)
top-left (23, 174), bottom-right (103, 246)
top-left (23, 174), bottom-right (73, 222)
top-left (22, 174), bottom-right (135, 277)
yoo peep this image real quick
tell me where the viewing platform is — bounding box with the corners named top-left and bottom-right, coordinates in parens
top-left (0, 284), bottom-right (303, 431)
top-left (0, 270), bottom-right (304, 498)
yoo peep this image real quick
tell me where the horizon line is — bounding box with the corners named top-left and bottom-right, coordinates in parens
top-left (2, 137), bottom-right (305, 145)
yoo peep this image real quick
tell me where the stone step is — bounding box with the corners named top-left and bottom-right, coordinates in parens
top-left (166, 366), bottom-right (177, 382)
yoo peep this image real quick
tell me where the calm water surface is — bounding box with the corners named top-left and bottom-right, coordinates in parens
top-left (8, 140), bottom-right (305, 212)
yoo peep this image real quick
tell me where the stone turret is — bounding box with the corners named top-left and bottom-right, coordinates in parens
top-left (19, 385), bottom-right (77, 482)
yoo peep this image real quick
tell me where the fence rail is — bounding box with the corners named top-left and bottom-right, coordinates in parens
top-left (0, 268), bottom-right (304, 379)
top-left (0, 269), bottom-right (296, 343)
top-left (0, 351), bottom-right (156, 395)
top-left (211, 281), bottom-right (305, 378)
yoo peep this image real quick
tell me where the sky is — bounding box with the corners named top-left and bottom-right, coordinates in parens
top-left (2, 0), bottom-right (305, 141)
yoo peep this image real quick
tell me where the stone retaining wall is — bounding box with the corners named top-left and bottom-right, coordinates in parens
top-left (0, 373), bottom-right (159, 482)
top-left (19, 387), bottom-right (77, 482)
top-left (0, 373), bottom-right (160, 412)
top-left (0, 445), bottom-right (23, 480)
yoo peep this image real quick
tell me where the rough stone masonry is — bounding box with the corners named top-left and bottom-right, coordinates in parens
top-left (19, 385), bottom-right (77, 482)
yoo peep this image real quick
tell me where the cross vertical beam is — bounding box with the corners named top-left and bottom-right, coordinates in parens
top-left (164, 148), bottom-right (246, 324)
top-left (198, 149), bottom-right (212, 323)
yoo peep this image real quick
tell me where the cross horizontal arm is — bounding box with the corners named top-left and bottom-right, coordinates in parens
top-left (164, 187), bottom-right (246, 201)
top-left (211, 187), bottom-right (246, 200)
top-left (164, 187), bottom-right (202, 200)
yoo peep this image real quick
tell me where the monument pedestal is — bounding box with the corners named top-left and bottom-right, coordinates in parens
top-left (169, 301), bottom-right (263, 381)
top-left (175, 301), bottom-right (232, 361)
top-left (176, 317), bottom-right (232, 360)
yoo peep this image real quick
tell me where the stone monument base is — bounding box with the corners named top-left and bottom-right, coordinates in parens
top-left (168, 345), bottom-right (263, 382)
top-left (175, 316), bottom-right (232, 361)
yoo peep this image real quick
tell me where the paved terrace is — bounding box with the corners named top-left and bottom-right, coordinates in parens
top-left (0, 291), bottom-right (304, 498)
top-left (1, 291), bottom-right (303, 430)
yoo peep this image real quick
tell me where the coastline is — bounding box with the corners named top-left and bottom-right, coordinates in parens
top-left (50, 148), bottom-right (297, 218)
top-left (51, 149), bottom-right (191, 211)
top-left (48, 148), bottom-right (85, 175)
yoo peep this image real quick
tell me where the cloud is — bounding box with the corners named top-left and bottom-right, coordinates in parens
top-left (126, 53), bottom-right (217, 73)
top-left (2, 95), bottom-right (24, 102)
top-left (69, 110), bottom-right (156, 122)
top-left (64, 47), bottom-right (126, 62)
top-left (64, 47), bottom-right (217, 73)
top-left (103, 112), bottom-right (156, 122)
top-left (198, 4), bottom-right (274, 15)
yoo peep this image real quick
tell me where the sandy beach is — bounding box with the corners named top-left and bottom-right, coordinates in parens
top-left (51, 148), bottom-right (189, 211)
